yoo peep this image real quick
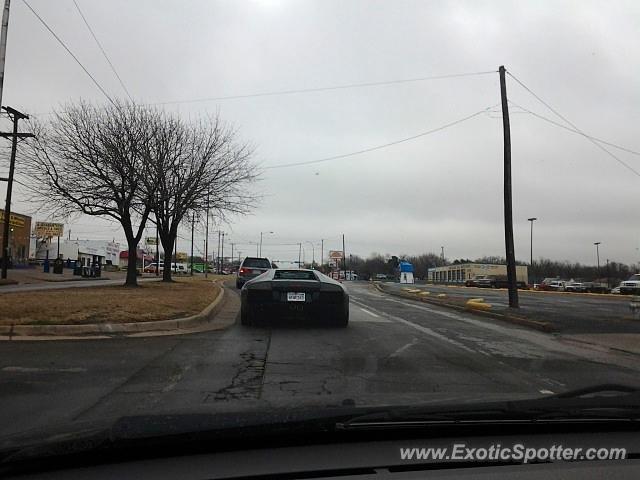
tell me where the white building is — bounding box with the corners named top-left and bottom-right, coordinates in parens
top-left (36, 239), bottom-right (120, 267)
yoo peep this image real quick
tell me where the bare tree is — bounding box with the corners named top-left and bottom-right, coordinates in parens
top-left (143, 112), bottom-right (258, 282)
top-left (22, 101), bottom-right (154, 286)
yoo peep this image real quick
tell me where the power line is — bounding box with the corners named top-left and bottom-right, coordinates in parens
top-left (508, 100), bottom-right (640, 156)
top-left (72, 0), bottom-right (133, 102)
top-left (150, 70), bottom-right (497, 106)
top-left (22, 0), bottom-right (115, 105)
top-left (264, 106), bottom-right (494, 169)
top-left (506, 69), bottom-right (640, 178)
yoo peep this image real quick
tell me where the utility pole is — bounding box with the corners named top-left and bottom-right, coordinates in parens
top-left (342, 234), bottom-right (346, 274)
top-left (441, 246), bottom-right (445, 263)
top-left (321, 239), bottom-right (324, 271)
top-left (1, 106), bottom-right (33, 279)
top-left (499, 65), bottom-right (519, 308)
top-left (0, 1), bottom-right (11, 108)
top-left (221, 232), bottom-right (225, 274)
top-left (594, 242), bottom-right (601, 276)
top-left (216, 231), bottom-right (221, 274)
top-left (528, 217), bottom-right (537, 282)
top-left (298, 242), bottom-right (302, 266)
top-left (190, 213), bottom-right (194, 276)
top-left (204, 191), bottom-right (209, 278)
top-left (230, 242), bottom-right (234, 269)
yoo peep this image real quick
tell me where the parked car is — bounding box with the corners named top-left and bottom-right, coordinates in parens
top-left (475, 275), bottom-right (529, 289)
top-left (236, 257), bottom-right (272, 289)
top-left (537, 277), bottom-right (561, 291)
top-left (580, 282), bottom-right (610, 294)
top-left (611, 286), bottom-right (621, 294)
top-left (620, 274), bottom-right (640, 295)
top-left (547, 280), bottom-right (567, 292)
top-left (565, 281), bottom-right (587, 293)
top-left (465, 275), bottom-right (487, 287)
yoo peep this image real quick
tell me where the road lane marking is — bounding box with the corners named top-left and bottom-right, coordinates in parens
top-left (359, 307), bottom-right (380, 318)
top-left (539, 389), bottom-right (555, 394)
top-left (350, 296), bottom-right (476, 353)
top-left (389, 338), bottom-right (419, 358)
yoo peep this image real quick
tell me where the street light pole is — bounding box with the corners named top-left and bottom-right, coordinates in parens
top-left (305, 241), bottom-right (315, 268)
top-left (594, 242), bottom-right (601, 276)
top-left (259, 231), bottom-right (273, 257)
top-left (528, 217), bottom-right (537, 281)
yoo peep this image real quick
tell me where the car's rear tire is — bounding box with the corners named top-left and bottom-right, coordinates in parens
top-left (333, 308), bottom-right (349, 328)
top-left (236, 280), bottom-right (243, 289)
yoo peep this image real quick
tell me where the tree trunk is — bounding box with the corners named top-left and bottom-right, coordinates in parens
top-left (162, 236), bottom-right (174, 282)
top-left (125, 241), bottom-right (139, 287)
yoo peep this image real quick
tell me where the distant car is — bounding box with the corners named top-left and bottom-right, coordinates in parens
top-left (465, 275), bottom-right (487, 287)
top-left (537, 277), bottom-right (561, 291)
top-left (547, 280), bottom-right (566, 292)
top-left (236, 257), bottom-right (272, 289)
top-left (565, 281), bottom-right (587, 293)
top-left (240, 269), bottom-right (349, 327)
top-left (374, 273), bottom-right (388, 281)
top-left (611, 286), bottom-right (621, 294)
top-left (620, 274), bottom-right (640, 295)
top-left (475, 275), bottom-right (529, 289)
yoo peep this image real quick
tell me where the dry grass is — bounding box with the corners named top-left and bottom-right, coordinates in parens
top-left (0, 278), bottom-right (221, 325)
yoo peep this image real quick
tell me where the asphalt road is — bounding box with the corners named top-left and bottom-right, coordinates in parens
top-left (1, 282), bottom-right (640, 438)
top-left (384, 282), bottom-right (638, 334)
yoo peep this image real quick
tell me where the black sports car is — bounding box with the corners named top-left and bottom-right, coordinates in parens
top-left (240, 269), bottom-right (349, 327)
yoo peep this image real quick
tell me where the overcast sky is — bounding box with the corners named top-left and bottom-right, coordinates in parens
top-left (1, 0), bottom-right (639, 266)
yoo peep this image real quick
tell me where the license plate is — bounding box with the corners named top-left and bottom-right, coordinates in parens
top-left (287, 292), bottom-right (305, 302)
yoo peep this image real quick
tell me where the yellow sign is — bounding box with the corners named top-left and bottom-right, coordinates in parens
top-left (0, 211), bottom-right (25, 228)
top-left (35, 221), bottom-right (64, 237)
top-left (175, 252), bottom-right (188, 262)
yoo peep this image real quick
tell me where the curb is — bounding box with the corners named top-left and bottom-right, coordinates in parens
top-left (557, 336), bottom-right (640, 358)
top-left (1, 281), bottom-right (227, 339)
top-left (373, 282), bottom-right (555, 333)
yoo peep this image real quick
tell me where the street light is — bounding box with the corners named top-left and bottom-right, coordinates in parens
top-left (305, 241), bottom-right (315, 268)
top-left (594, 242), bottom-right (601, 276)
top-left (259, 231), bottom-right (274, 257)
top-left (527, 217), bottom-right (537, 267)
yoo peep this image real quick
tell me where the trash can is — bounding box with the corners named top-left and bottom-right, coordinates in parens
top-left (53, 258), bottom-right (64, 274)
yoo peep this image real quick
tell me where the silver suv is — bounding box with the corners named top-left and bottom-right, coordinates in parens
top-left (236, 257), bottom-right (272, 289)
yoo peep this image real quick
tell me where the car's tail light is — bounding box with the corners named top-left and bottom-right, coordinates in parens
top-left (239, 267), bottom-right (249, 275)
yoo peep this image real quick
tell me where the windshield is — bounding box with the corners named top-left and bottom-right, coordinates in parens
top-left (1, 0), bottom-right (640, 462)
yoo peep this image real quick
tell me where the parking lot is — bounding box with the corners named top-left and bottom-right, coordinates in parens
top-left (381, 281), bottom-right (639, 335)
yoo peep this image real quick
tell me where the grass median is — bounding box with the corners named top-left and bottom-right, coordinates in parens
top-left (0, 276), bottom-right (224, 326)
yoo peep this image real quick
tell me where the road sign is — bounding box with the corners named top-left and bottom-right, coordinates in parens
top-left (328, 250), bottom-right (343, 260)
top-left (34, 221), bottom-right (63, 237)
top-left (175, 252), bottom-right (187, 262)
top-left (0, 211), bottom-right (24, 228)
top-left (145, 236), bottom-right (157, 245)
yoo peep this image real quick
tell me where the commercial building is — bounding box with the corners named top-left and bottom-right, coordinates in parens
top-left (428, 263), bottom-right (528, 284)
top-left (119, 249), bottom-right (154, 270)
top-left (36, 238), bottom-right (120, 267)
top-left (0, 209), bottom-right (32, 266)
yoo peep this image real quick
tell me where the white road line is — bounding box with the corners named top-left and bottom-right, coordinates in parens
top-left (359, 307), bottom-right (380, 318)
top-left (350, 297), bottom-right (476, 354)
top-left (539, 389), bottom-right (555, 395)
top-left (389, 338), bottom-right (419, 358)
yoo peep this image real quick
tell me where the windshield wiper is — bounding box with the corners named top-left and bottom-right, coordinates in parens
top-left (336, 384), bottom-right (640, 430)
